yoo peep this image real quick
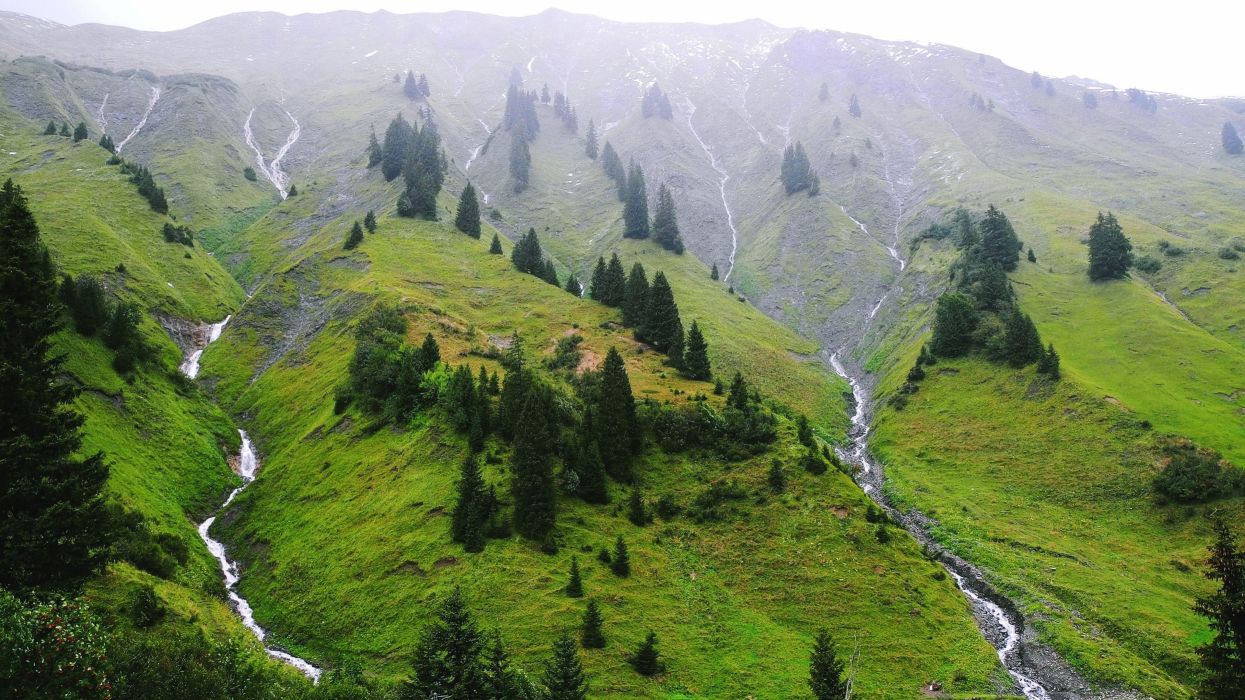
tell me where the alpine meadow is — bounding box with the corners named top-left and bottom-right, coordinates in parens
top-left (1, 6), bottom-right (1244, 700)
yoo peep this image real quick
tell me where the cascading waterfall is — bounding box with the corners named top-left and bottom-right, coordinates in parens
top-left (115, 85), bottom-right (160, 154)
top-left (179, 315), bottom-right (231, 379)
top-left (243, 108), bottom-right (301, 199)
top-left (682, 97), bottom-right (739, 282)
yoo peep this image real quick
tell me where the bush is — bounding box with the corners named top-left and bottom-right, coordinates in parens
top-left (1152, 437), bottom-right (1242, 503)
top-left (1134, 255), bottom-right (1162, 273)
top-left (688, 480), bottom-right (748, 522)
top-left (545, 333), bottom-right (583, 371)
top-left (654, 494), bottom-right (680, 520)
top-left (130, 584), bottom-right (165, 628)
top-left (0, 591), bottom-right (111, 699)
top-left (242, 166), bottom-right (257, 181)
top-left (1218, 247), bottom-right (1241, 261)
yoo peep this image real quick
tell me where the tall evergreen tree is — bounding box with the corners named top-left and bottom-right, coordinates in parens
top-left (43, 120), bottom-right (57, 135)
top-left (58, 122), bottom-right (70, 137)
top-left (1036, 343), bottom-right (1061, 379)
top-left (600, 142), bottom-right (627, 200)
top-left (511, 228), bottom-right (545, 275)
top-left (542, 259), bottom-right (560, 287)
top-left (781, 142), bottom-right (817, 195)
top-left (364, 210), bottom-right (377, 232)
top-left (621, 262), bottom-right (649, 327)
top-left (367, 127), bottom-right (383, 167)
top-left (564, 272), bottom-right (581, 295)
top-left (639, 272), bottom-right (681, 353)
top-left (1194, 521), bottom-right (1245, 699)
top-left (489, 233), bottom-right (503, 254)
top-left (403, 70), bottom-right (422, 101)
top-left (610, 536), bottom-right (631, 577)
top-left (1224, 122), bottom-right (1244, 155)
top-left (455, 183), bottom-right (482, 238)
top-left (570, 412), bottom-right (608, 504)
top-left (69, 275), bottom-right (109, 335)
top-left (929, 293), bottom-right (978, 358)
top-left (1087, 211), bottom-right (1133, 280)
top-left (629, 632), bottom-right (663, 676)
top-left (483, 633), bottom-right (537, 700)
top-left (72, 122), bottom-right (88, 142)
top-left (640, 84), bottom-right (674, 119)
top-left (651, 184), bottom-right (684, 253)
top-left (344, 220), bottom-right (364, 250)
top-left (595, 254), bottom-right (626, 307)
top-left (0, 180), bottom-right (111, 590)
top-left (978, 204), bottom-right (1023, 271)
top-left (543, 633), bottom-right (587, 700)
top-left (584, 120), bottom-right (599, 160)
top-left (98, 134), bottom-right (115, 153)
top-left (588, 257), bottom-right (607, 300)
top-left (566, 556), bottom-right (584, 598)
top-left (403, 588), bottom-right (486, 700)
top-left (623, 163), bottom-right (650, 239)
top-left (510, 135), bottom-right (532, 193)
top-left (581, 599), bottom-right (606, 649)
top-left (1000, 311), bottom-right (1043, 367)
top-left (419, 73), bottom-right (431, 97)
top-left (451, 454), bottom-right (489, 553)
top-left (511, 388), bottom-right (557, 539)
top-left (808, 629), bottom-right (848, 700)
top-left (682, 320), bottom-right (711, 380)
top-left (381, 113), bottom-right (413, 182)
top-left (596, 347), bottom-right (639, 482)
top-left (848, 94), bottom-right (862, 118)
top-left (627, 488), bottom-right (649, 526)
top-left (666, 318), bottom-right (685, 370)
top-left (710, 263), bottom-right (719, 281)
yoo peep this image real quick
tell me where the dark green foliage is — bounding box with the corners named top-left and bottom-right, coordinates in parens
top-left (364, 210), bottom-right (377, 233)
top-left (781, 142), bottom-right (817, 195)
top-left (710, 263), bottom-right (719, 281)
top-left (809, 628), bottom-right (848, 700)
top-left (627, 488), bottom-right (649, 526)
top-left (1194, 521), bottom-right (1245, 699)
top-left (162, 222), bottom-right (193, 246)
top-left (622, 262), bottom-right (649, 327)
top-left (584, 120), bottom-right (599, 159)
top-left (977, 205), bottom-right (1022, 271)
top-left (399, 117), bottom-right (443, 219)
top-left (1036, 343), bottom-right (1061, 379)
top-left (802, 446), bottom-right (828, 475)
top-left (641, 83), bottom-right (673, 119)
top-left (1028, 248), bottom-right (1037, 263)
top-left (242, 166), bottom-right (257, 181)
top-left (564, 272), bottom-right (581, 295)
top-left (509, 135), bottom-right (532, 193)
top-left (116, 159), bottom-right (168, 214)
top-left (628, 631), bottom-right (663, 676)
top-left (451, 455), bottom-right (490, 552)
top-left (69, 275), bottom-right (110, 335)
top-left (381, 113), bottom-right (412, 181)
top-left (797, 414), bottom-right (814, 447)
top-left (907, 364), bottom-right (926, 382)
top-left (345, 306), bottom-right (441, 419)
top-left (727, 372), bottom-right (749, 411)
top-left (768, 460), bottom-right (787, 493)
top-left (511, 387), bottom-right (558, 539)
top-left (567, 412), bottom-right (608, 504)
top-left (287, 183), bottom-right (298, 197)
top-left (546, 334), bottom-right (583, 372)
top-left (642, 395), bottom-right (777, 459)
top-left (543, 633), bottom-right (588, 700)
top-left (0, 180), bottom-right (111, 590)
top-left (59, 122), bottom-right (70, 137)
top-left (455, 183), bottom-right (481, 238)
top-left (566, 556), bottom-right (584, 597)
top-left (98, 134), bottom-right (115, 153)
top-left (581, 599), bottom-right (606, 649)
top-left (599, 254), bottom-right (627, 307)
top-left (344, 221), bottom-right (364, 250)
top-left (72, 121), bottom-right (88, 142)
top-left (43, 120), bottom-right (57, 135)
top-left (1152, 438), bottom-right (1242, 504)
top-left (541, 260), bottom-right (560, 287)
top-left (403, 70), bottom-right (423, 101)
top-left (1087, 211), bottom-right (1133, 280)
top-left (483, 632), bottom-right (539, 700)
top-left (0, 592), bottom-right (111, 697)
top-left (998, 311), bottom-right (1044, 368)
top-left (930, 293), bottom-right (979, 358)
top-left (503, 85), bottom-right (540, 138)
top-left (511, 228), bottom-right (547, 277)
top-left (848, 94), bottom-right (862, 118)
top-left (367, 127), bottom-right (382, 167)
top-left (1224, 122), bottom-right (1244, 155)
top-left (594, 347), bottom-right (640, 482)
top-left (639, 272), bottom-right (681, 354)
top-left (600, 142), bottom-right (626, 200)
top-left (104, 301), bottom-right (148, 373)
top-left (489, 233), bottom-right (504, 255)
top-left (403, 588), bottom-right (486, 700)
top-left (651, 184), bottom-right (684, 253)
top-left (963, 261), bottom-right (1013, 311)
top-left (129, 584), bottom-right (165, 628)
top-left (623, 162), bottom-right (650, 239)
top-left (610, 536), bottom-right (630, 577)
top-left (682, 320), bottom-right (711, 380)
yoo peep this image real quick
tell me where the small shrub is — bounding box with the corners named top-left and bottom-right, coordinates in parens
top-left (242, 166), bottom-right (257, 181)
top-left (130, 584), bottom-right (165, 628)
top-left (1152, 437), bottom-right (1242, 503)
top-left (1218, 247), bottom-right (1241, 261)
top-left (1134, 255), bottom-right (1162, 273)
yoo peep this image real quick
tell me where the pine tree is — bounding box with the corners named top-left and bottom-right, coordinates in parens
top-left (581, 600), bottom-right (606, 649)
top-left (1087, 211), bottom-right (1133, 280)
top-left (364, 210), bottom-right (377, 232)
top-left (421, 332), bottom-right (441, 367)
top-left (1224, 122), bottom-right (1244, 155)
top-left (511, 228), bottom-right (544, 275)
top-left (419, 73), bottom-right (431, 97)
top-left (978, 205), bottom-right (1023, 271)
top-left (1036, 343), bottom-right (1061, 379)
top-left (621, 262), bottom-right (649, 327)
top-left (566, 556), bottom-right (584, 597)
top-left (455, 183), bottom-right (481, 238)
top-left (344, 220), bottom-right (364, 250)
top-left (0, 180), bottom-right (111, 590)
top-left (404, 588), bottom-right (486, 700)
top-left (511, 388), bottom-right (557, 539)
top-left (596, 347), bottom-right (639, 482)
top-left (1028, 248), bottom-right (1037, 263)
top-left (623, 163), bottom-right (650, 239)
top-left (543, 633), bottom-right (587, 700)
top-left (627, 488), bottom-right (648, 526)
top-left (710, 263), bottom-right (719, 281)
top-left (666, 317), bottom-right (684, 370)
top-left (571, 413), bottom-right (608, 504)
top-left (43, 120), bottom-right (57, 135)
top-left (651, 184), bottom-right (684, 253)
top-left (929, 293), bottom-right (979, 358)
top-left (588, 257), bottom-right (607, 299)
top-left (1001, 311), bottom-right (1043, 368)
top-left (641, 84), bottom-right (674, 119)
top-left (584, 120), bottom-right (599, 160)
top-left (367, 127), bottom-right (382, 167)
top-left (682, 320), bottom-right (711, 380)
top-left (768, 460), bottom-right (787, 493)
top-left (848, 94), bottom-right (862, 118)
top-left (69, 275), bottom-right (109, 335)
top-left (600, 143), bottom-right (627, 201)
top-left (595, 254), bottom-right (626, 307)
top-left (489, 233), bottom-right (503, 254)
top-left (381, 113), bottom-right (413, 181)
top-left (510, 135), bottom-right (532, 193)
top-left (727, 372), bottom-right (749, 411)
top-left (404, 70), bottom-right (422, 101)
top-left (59, 122), bottom-right (70, 137)
top-left (564, 272), bottom-right (581, 295)
top-left (639, 272), bottom-right (681, 353)
top-left (629, 632), bottom-right (663, 676)
top-left (781, 143), bottom-right (816, 195)
top-left (72, 122), bottom-right (88, 142)
top-left (610, 535), bottom-right (631, 577)
top-left (451, 454), bottom-right (488, 553)
top-left (98, 134), bottom-right (115, 153)
top-left (542, 259), bottom-right (560, 287)
top-left (483, 632), bottom-right (535, 700)
top-left (808, 629), bottom-right (848, 700)
top-left (1193, 521), bottom-right (1245, 699)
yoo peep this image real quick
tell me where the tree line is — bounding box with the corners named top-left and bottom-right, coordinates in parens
top-left (369, 112), bottom-right (446, 220)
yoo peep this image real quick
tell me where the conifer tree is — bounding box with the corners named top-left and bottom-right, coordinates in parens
top-left (98, 134), bottom-right (115, 153)
top-left (421, 332), bottom-right (441, 368)
top-left (710, 263), bottom-right (719, 281)
top-left (404, 588), bottom-right (486, 700)
top-left (511, 389), bottom-right (557, 539)
top-left (510, 135), bottom-right (532, 193)
top-left (543, 633), bottom-right (588, 700)
top-left (809, 629), bottom-right (848, 700)
top-left (483, 632), bottom-right (535, 700)
top-left (581, 600), bottom-right (606, 649)
top-left (640, 84), bottom-right (674, 119)
top-left (451, 454), bottom-right (488, 553)
top-left (595, 254), bottom-right (626, 307)
top-left (682, 320), bottom-right (711, 380)
top-left (848, 94), bottom-right (862, 118)
top-left (59, 122), bottom-right (70, 137)
top-left (978, 204), bottom-right (1022, 271)
top-left (781, 142), bottom-right (816, 195)
top-left (596, 347), bottom-right (639, 481)
top-left (455, 183), bottom-right (481, 238)
top-left (1223, 122), bottom-right (1244, 155)
top-left (651, 184), bottom-right (684, 253)
top-left (564, 272), bottom-right (581, 295)
top-left (367, 127), bottom-right (382, 167)
top-left (797, 414), bottom-right (814, 447)
top-left (364, 210), bottom-right (377, 232)
top-left (666, 318), bottom-right (684, 370)
top-left (571, 412), bottom-right (608, 504)
top-left (629, 632), bottom-right (663, 676)
top-left (1087, 211), bottom-right (1132, 280)
top-left (1001, 311), bottom-right (1043, 368)
top-left (344, 220), bottom-right (364, 250)
top-left (929, 293), bottom-right (978, 357)
top-left (566, 556), bottom-right (584, 598)
top-left (1036, 343), bottom-right (1060, 379)
top-left (623, 163), bottom-right (650, 239)
top-left (627, 488), bottom-right (648, 526)
top-left (611, 536), bottom-right (631, 577)
top-left (511, 228), bottom-right (544, 275)
top-left (0, 180), bottom-right (111, 590)
top-left (584, 119), bottom-right (599, 160)
top-left (1028, 248), bottom-right (1037, 263)
top-left (404, 70), bottom-right (422, 101)
top-left (72, 122), bottom-right (88, 142)
top-left (381, 113), bottom-right (413, 181)
top-left (43, 120), bottom-right (57, 135)
top-left (588, 256), bottom-right (607, 300)
top-left (1194, 521), bottom-right (1245, 699)
top-left (768, 460), bottom-right (787, 493)
top-left (600, 142), bottom-right (627, 201)
top-left (639, 272), bottom-right (681, 353)
top-left (727, 372), bottom-right (749, 411)
top-left (622, 262), bottom-right (649, 327)
top-left (542, 259), bottom-right (560, 287)
top-left (489, 233), bottom-right (503, 254)
top-left (69, 275), bottom-right (109, 335)
top-left (418, 73), bottom-right (431, 97)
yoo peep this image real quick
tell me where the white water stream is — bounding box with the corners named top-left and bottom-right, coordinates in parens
top-left (95, 93), bottom-right (109, 135)
top-left (115, 85), bottom-right (160, 154)
top-left (244, 108), bottom-right (301, 199)
top-left (179, 315), bottom-right (231, 379)
top-left (683, 98), bottom-right (739, 281)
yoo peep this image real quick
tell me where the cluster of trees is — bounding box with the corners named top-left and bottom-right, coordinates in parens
top-left (1152, 437), bottom-right (1243, 504)
top-left (551, 91), bottom-right (579, 132)
top-left (59, 273), bottom-right (149, 373)
top-left (98, 133), bottom-right (115, 153)
top-left (403, 69), bottom-right (430, 100)
top-left (1195, 521), bottom-right (1245, 699)
top-left (504, 85), bottom-right (542, 193)
top-left (641, 372), bottom-right (783, 460)
top-left (969, 92), bottom-right (995, 112)
top-left (1125, 88), bottom-right (1158, 113)
top-left (600, 142), bottom-right (626, 200)
top-left (43, 120), bottom-right (72, 137)
top-left (510, 228), bottom-right (562, 287)
top-left (640, 83), bottom-right (673, 119)
top-left (1087, 212), bottom-right (1133, 280)
top-left (370, 113), bottom-right (445, 220)
top-left (340, 305), bottom-right (443, 419)
top-left (781, 142), bottom-right (819, 195)
top-left (1222, 122), bottom-right (1243, 155)
top-left (161, 222), bottom-right (193, 247)
top-left (115, 159), bottom-right (169, 214)
top-left (618, 163), bottom-right (684, 252)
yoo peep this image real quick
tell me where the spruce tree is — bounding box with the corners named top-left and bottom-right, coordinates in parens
top-left (451, 454), bottom-right (488, 553)
top-left (69, 276), bottom-right (109, 336)
top-left (288, 184), bottom-right (298, 197)
top-left (809, 629), bottom-right (848, 700)
top-left (404, 70), bottom-right (422, 101)
top-left (59, 123), bottom-right (70, 137)
top-left (581, 600), bottom-right (606, 649)
top-left (364, 210), bottom-right (377, 232)
top-left (455, 183), bottom-right (481, 238)
top-left (510, 134), bottom-right (532, 193)
top-left (1028, 248), bottom-right (1037, 263)
top-left (419, 73), bottom-right (431, 97)
top-left (584, 120), bottom-right (599, 160)
top-left (1001, 312), bottom-right (1043, 368)
top-left (483, 632), bottom-right (535, 700)
top-left (572, 413), bottom-right (608, 504)
top-left (542, 260), bottom-right (560, 287)
top-left (727, 372), bottom-right (749, 411)
top-left (710, 263), bottom-right (719, 281)
top-left (682, 321), bottom-right (711, 380)
top-left (929, 293), bottom-right (978, 357)
top-left (381, 113), bottom-right (413, 181)
top-left (344, 220), bottom-right (364, 250)
top-left (639, 272), bottom-right (681, 353)
top-left (98, 134), bottom-right (115, 153)
top-left (1194, 521), bottom-right (1245, 699)
top-left (0, 179), bottom-right (111, 590)
top-left (600, 142), bottom-right (627, 201)
top-left (564, 272), bottom-right (581, 295)
top-left (566, 556), bottom-right (584, 598)
top-left (596, 347), bottom-right (639, 482)
top-left (627, 488), bottom-right (648, 526)
top-left (1036, 343), bottom-right (1061, 379)
top-left (978, 205), bottom-right (1022, 271)
top-left (629, 632), bottom-right (663, 676)
top-left (622, 262), bottom-right (649, 327)
top-left (1224, 122), bottom-right (1244, 155)
top-left (768, 460), bottom-right (787, 493)
top-left (43, 120), bottom-right (57, 135)
top-left (622, 163), bottom-right (650, 239)
top-left (781, 143), bottom-right (816, 195)
top-left (610, 535), bottom-right (631, 577)
top-left (367, 127), bottom-right (382, 167)
top-left (848, 94), bottom-right (862, 118)
top-left (651, 184), bottom-right (684, 253)
top-left (489, 233), bottom-right (503, 254)
top-left (588, 257), bottom-right (607, 300)
top-left (666, 317), bottom-right (684, 370)
top-left (72, 122), bottom-right (88, 142)
top-left (404, 588), bottom-right (486, 700)
top-left (511, 388), bottom-right (557, 539)
top-left (543, 633), bottom-right (588, 700)
top-left (596, 253), bottom-right (626, 307)
top-left (1087, 211), bottom-right (1132, 281)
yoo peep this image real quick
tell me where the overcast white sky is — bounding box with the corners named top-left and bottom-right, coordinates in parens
top-left (10, 1), bottom-right (1243, 98)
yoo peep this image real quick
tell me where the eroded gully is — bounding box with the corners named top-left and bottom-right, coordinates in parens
top-left (244, 107), bottom-right (301, 199)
